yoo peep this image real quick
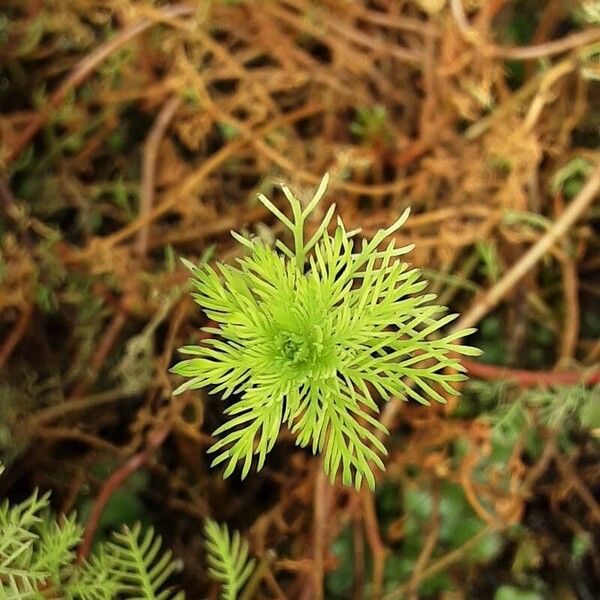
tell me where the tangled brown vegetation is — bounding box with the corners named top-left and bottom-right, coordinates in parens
top-left (1, 1), bottom-right (599, 598)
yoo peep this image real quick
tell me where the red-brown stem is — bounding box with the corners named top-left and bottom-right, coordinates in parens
top-left (69, 311), bottom-right (128, 398)
top-left (461, 358), bottom-right (600, 387)
top-left (77, 426), bottom-right (170, 560)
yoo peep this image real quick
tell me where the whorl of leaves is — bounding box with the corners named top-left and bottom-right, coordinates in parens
top-left (172, 174), bottom-right (480, 488)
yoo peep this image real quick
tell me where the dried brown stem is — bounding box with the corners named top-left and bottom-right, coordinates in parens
top-left (78, 425), bottom-right (170, 560)
top-left (311, 464), bottom-right (330, 600)
top-left (137, 96), bottom-right (183, 258)
top-left (382, 523), bottom-right (502, 600)
top-left (557, 248), bottom-right (580, 364)
top-left (452, 165), bottom-right (600, 333)
top-left (6, 4), bottom-right (194, 165)
top-left (30, 388), bottom-right (127, 426)
top-left (554, 452), bottom-right (600, 524)
top-left (0, 304), bottom-right (32, 370)
top-left (407, 482), bottom-right (441, 598)
top-left (69, 310), bottom-right (128, 398)
top-left (37, 427), bottom-right (121, 453)
top-left (449, 0), bottom-right (600, 59)
top-left (361, 488), bottom-right (387, 598)
top-left (352, 512), bottom-right (365, 600)
top-left (491, 28), bottom-right (600, 60)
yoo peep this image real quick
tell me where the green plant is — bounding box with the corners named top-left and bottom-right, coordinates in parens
top-left (327, 480), bottom-right (503, 597)
top-left (572, 1), bottom-right (600, 25)
top-left (0, 462), bottom-right (183, 599)
top-left (203, 520), bottom-right (255, 600)
top-left (349, 105), bottom-right (392, 146)
top-left (171, 174), bottom-right (480, 489)
top-left (487, 384), bottom-right (600, 450)
top-left (551, 157), bottom-right (594, 199)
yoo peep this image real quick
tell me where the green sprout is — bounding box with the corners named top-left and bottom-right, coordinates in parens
top-left (349, 105), bottom-right (392, 146)
top-left (171, 174), bottom-right (480, 489)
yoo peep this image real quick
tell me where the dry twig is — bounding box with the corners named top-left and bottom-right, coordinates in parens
top-left (6, 4), bottom-right (195, 165)
top-left (452, 165), bottom-right (600, 332)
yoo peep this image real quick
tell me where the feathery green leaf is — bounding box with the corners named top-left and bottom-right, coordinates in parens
top-left (203, 520), bottom-right (255, 600)
top-left (108, 523), bottom-right (184, 600)
top-left (172, 174), bottom-right (480, 488)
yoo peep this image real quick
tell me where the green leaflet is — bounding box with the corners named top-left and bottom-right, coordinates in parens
top-left (203, 520), bottom-right (255, 600)
top-left (0, 461), bottom-right (183, 599)
top-left (172, 174), bottom-right (480, 489)
top-left (107, 524), bottom-right (184, 600)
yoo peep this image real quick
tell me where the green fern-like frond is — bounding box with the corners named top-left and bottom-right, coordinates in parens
top-left (33, 514), bottom-right (82, 584)
top-left (488, 384), bottom-right (600, 444)
top-left (63, 551), bottom-right (121, 600)
top-left (203, 519), bottom-right (255, 600)
top-left (172, 174), bottom-right (480, 488)
top-left (1, 577), bottom-right (46, 600)
top-left (0, 461), bottom-right (184, 600)
top-left (108, 523), bottom-right (184, 600)
top-left (0, 489), bottom-right (53, 594)
top-left (0, 488), bottom-right (49, 534)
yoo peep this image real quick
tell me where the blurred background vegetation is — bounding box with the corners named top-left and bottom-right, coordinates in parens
top-left (0, 0), bottom-right (599, 598)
